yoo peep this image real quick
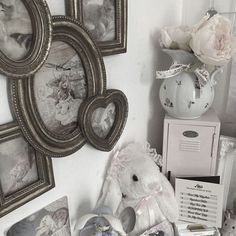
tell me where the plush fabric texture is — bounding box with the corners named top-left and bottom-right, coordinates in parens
top-left (221, 210), bottom-right (236, 236)
top-left (97, 142), bottom-right (178, 236)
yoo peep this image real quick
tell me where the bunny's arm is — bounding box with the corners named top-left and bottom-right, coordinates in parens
top-left (96, 178), bottom-right (122, 214)
top-left (155, 174), bottom-right (179, 223)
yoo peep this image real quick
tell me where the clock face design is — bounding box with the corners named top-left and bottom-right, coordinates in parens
top-left (34, 41), bottom-right (87, 136)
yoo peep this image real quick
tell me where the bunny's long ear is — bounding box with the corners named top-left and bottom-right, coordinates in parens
top-left (224, 210), bottom-right (232, 220)
top-left (96, 177), bottom-right (122, 214)
top-left (155, 173), bottom-right (179, 223)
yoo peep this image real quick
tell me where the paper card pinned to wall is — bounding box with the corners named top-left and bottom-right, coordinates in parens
top-left (175, 178), bottom-right (224, 228)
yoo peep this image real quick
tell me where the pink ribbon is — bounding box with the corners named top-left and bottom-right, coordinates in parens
top-left (135, 186), bottom-right (163, 224)
top-left (136, 195), bottom-right (153, 216)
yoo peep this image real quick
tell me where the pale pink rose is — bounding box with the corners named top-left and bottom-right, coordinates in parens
top-left (160, 25), bottom-right (192, 51)
top-left (192, 14), bottom-right (210, 32)
top-left (190, 14), bottom-right (235, 66)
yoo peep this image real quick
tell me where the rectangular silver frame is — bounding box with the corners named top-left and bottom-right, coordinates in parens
top-left (65, 0), bottom-right (127, 56)
top-left (0, 122), bottom-right (54, 218)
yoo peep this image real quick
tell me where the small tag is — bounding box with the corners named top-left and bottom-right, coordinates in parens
top-left (194, 68), bottom-right (210, 87)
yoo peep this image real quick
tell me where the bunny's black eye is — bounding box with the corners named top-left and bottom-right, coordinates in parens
top-left (132, 174), bottom-right (139, 182)
top-left (233, 226), bottom-right (235, 229)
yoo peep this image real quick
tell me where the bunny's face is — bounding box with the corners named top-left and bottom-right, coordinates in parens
top-left (118, 155), bottom-right (162, 200)
top-left (222, 217), bottom-right (236, 236)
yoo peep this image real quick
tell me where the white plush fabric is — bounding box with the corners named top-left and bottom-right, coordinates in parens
top-left (97, 142), bottom-right (178, 236)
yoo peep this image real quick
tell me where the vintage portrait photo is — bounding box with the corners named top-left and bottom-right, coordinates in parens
top-left (0, 137), bottom-right (38, 196)
top-left (83, 0), bottom-right (115, 42)
top-left (34, 41), bottom-right (87, 136)
top-left (0, 0), bottom-right (32, 60)
top-left (7, 196), bottom-right (71, 236)
top-left (91, 102), bottom-right (116, 138)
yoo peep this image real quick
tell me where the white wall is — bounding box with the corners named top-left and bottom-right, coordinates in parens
top-left (0, 0), bottom-right (183, 234)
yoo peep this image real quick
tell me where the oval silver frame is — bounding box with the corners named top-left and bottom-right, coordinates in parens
top-left (0, 0), bottom-right (52, 78)
top-left (0, 122), bottom-right (54, 218)
top-left (9, 16), bottom-right (106, 157)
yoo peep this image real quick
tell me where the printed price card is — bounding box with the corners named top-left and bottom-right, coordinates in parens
top-left (175, 178), bottom-right (224, 227)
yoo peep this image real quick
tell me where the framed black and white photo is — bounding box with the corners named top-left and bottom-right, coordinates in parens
top-left (65, 0), bottom-right (127, 56)
top-left (9, 16), bottom-right (106, 157)
top-left (7, 196), bottom-right (71, 236)
top-left (0, 122), bottom-right (54, 218)
top-left (91, 102), bottom-right (116, 139)
top-left (0, 0), bottom-right (52, 78)
top-left (79, 89), bottom-right (128, 151)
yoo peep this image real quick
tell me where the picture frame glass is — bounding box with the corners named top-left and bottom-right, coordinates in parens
top-left (82, 0), bottom-right (116, 42)
top-left (33, 41), bottom-right (87, 136)
top-left (0, 136), bottom-right (38, 196)
top-left (91, 102), bottom-right (116, 138)
top-left (0, 0), bottom-right (32, 60)
top-left (7, 196), bottom-right (71, 236)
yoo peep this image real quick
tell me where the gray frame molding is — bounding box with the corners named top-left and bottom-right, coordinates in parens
top-left (9, 16), bottom-right (106, 157)
top-left (217, 135), bottom-right (236, 210)
top-left (65, 0), bottom-right (127, 56)
top-left (79, 89), bottom-right (128, 151)
top-left (0, 0), bottom-right (52, 78)
top-left (0, 122), bottom-right (54, 218)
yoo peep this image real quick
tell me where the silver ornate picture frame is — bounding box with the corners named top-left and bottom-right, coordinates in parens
top-left (65, 0), bottom-right (127, 56)
top-left (79, 89), bottom-right (128, 151)
top-left (9, 16), bottom-right (106, 157)
top-left (0, 0), bottom-right (52, 78)
top-left (0, 122), bottom-right (54, 218)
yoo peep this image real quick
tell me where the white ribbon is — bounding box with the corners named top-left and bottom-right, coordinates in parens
top-left (194, 67), bottom-right (210, 87)
top-left (156, 63), bottom-right (210, 88)
top-left (135, 186), bottom-right (163, 226)
top-left (136, 195), bottom-right (153, 216)
top-left (156, 64), bottom-right (191, 79)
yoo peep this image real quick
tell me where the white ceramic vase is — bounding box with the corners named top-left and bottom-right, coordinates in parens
top-left (158, 49), bottom-right (221, 119)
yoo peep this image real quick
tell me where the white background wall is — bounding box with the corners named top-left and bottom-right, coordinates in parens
top-left (0, 0), bottom-right (235, 235)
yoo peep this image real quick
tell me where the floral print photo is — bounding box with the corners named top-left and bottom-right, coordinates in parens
top-left (34, 41), bottom-right (87, 136)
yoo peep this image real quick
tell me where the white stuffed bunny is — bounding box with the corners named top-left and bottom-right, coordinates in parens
top-left (97, 142), bottom-right (178, 236)
top-left (222, 201), bottom-right (236, 236)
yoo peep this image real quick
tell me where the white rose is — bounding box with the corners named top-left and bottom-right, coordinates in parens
top-left (160, 25), bottom-right (192, 51)
top-left (190, 14), bottom-right (234, 66)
